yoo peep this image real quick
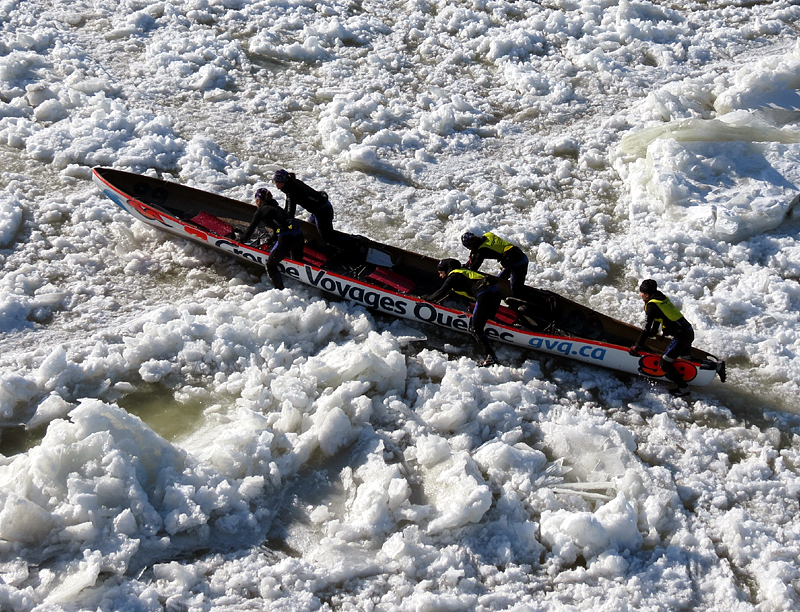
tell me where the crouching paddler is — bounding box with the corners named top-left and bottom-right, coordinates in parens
top-left (423, 258), bottom-right (502, 367)
top-left (243, 187), bottom-right (304, 289)
top-left (629, 278), bottom-right (695, 397)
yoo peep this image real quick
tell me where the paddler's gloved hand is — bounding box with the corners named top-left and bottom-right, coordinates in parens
top-left (628, 346), bottom-right (640, 356)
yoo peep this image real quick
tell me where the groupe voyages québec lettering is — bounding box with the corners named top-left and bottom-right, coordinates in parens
top-left (218, 238), bottom-right (609, 364)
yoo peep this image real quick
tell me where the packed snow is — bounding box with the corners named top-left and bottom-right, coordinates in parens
top-left (2, 1), bottom-right (800, 611)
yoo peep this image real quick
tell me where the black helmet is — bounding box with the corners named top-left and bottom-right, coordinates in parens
top-left (254, 187), bottom-right (271, 202)
top-left (461, 232), bottom-right (481, 249)
top-left (273, 169), bottom-right (290, 184)
top-left (639, 279), bottom-right (657, 295)
top-left (438, 258), bottom-right (461, 273)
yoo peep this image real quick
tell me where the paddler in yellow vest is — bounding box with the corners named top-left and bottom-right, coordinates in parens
top-left (629, 279), bottom-right (695, 397)
top-left (461, 231), bottom-right (529, 298)
top-left (423, 258), bottom-right (502, 367)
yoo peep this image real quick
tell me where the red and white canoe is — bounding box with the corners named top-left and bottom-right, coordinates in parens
top-left (92, 167), bottom-right (726, 387)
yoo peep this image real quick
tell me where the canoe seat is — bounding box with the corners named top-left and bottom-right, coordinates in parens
top-left (303, 247), bottom-right (328, 267)
top-left (493, 305), bottom-right (518, 325)
top-left (366, 266), bottom-right (416, 294)
top-left (191, 212), bottom-right (235, 238)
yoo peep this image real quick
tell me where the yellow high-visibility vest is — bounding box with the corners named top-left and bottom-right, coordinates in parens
top-left (479, 233), bottom-right (515, 255)
top-left (449, 268), bottom-right (486, 298)
top-left (646, 296), bottom-right (683, 324)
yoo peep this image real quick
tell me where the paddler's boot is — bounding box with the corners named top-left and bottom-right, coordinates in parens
top-left (480, 355), bottom-right (497, 367)
top-left (266, 266), bottom-right (284, 290)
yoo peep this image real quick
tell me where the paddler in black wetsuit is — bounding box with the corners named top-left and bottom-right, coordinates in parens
top-left (243, 187), bottom-right (304, 290)
top-left (461, 231), bottom-right (530, 299)
top-left (272, 169), bottom-right (352, 250)
top-left (423, 258), bottom-right (502, 367)
top-left (629, 279), bottom-right (695, 397)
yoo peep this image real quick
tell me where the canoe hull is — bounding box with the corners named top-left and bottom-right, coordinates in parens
top-left (93, 167), bottom-right (724, 386)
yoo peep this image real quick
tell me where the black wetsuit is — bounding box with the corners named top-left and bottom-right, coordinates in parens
top-left (634, 291), bottom-right (695, 387)
top-left (276, 176), bottom-right (340, 247)
top-left (243, 201), bottom-right (304, 289)
top-left (427, 269), bottom-right (502, 362)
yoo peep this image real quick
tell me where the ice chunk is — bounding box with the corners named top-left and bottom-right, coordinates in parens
top-left (0, 196), bottom-right (22, 247)
top-left (0, 493), bottom-right (54, 544)
top-left (422, 451), bottom-right (491, 533)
